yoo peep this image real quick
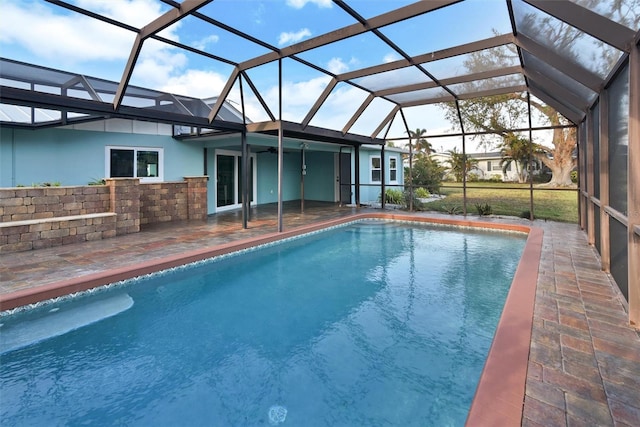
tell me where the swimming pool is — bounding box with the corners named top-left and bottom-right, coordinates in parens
top-left (0, 220), bottom-right (527, 426)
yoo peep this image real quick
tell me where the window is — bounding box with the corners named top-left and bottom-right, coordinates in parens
top-left (389, 157), bottom-right (398, 183)
top-left (106, 146), bottom-right (163, 182)
top-left (487, 161), bottom-right (492, 171)
top-left (371, 156), bottom-right (381, 182)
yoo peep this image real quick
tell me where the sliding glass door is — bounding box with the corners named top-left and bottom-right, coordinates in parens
top-left (214, 150), bottom-right (255, 212)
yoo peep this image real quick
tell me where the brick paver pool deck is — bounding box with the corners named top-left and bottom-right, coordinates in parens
top-left (1, 202), bottom-right (639, 426)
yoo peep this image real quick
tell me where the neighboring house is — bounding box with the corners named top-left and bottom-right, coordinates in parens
top-left (429, 151), bottom-right (541, 182)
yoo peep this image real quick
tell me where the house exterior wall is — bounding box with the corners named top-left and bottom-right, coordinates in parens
top-left (303, 151), bottom-right (336, 201)
top-left (0, 122), bottom-right (202, 187)
top-left (358, 149), bottom-right (404, 205)
top-left (2, 119), bottom-right (400, 212)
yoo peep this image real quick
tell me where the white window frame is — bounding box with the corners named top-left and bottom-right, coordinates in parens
top-left (371, 155), bottom-right (381, 183)
top-left (105, 146), bottom-right (164, 183)
top-left (389, 156), bottom-right (398, 184)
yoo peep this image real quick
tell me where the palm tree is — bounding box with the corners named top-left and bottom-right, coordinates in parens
top-left (446, 147), bottom-right (479, 182)
top-left (407, 128), bottom-right (435, 157)
top-left (499, 133), bottom-right (531, 183)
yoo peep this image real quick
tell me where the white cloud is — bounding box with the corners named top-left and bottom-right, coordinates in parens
top-left (192, 34), bottom-right (220, 50)
top-left (286, 0), bottom-right (332, 9)
top-left (252, 3), bottom-right (267, 24)
top-left (0, 2), bottom-right (136, 64)
top-left (278, 28), bottom-right (312, 46)
top-left (0, 1), bottom-right (183, 66)
top-left (327, 58), bottom-right (349, 74)
top-left (383, 53), bottom-right (401, 63)
top-left (75, 0), bottom-right (169, 28)
top-left (160, 69), bottom-right (228, 99)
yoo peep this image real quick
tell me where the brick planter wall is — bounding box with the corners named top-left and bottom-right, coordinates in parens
top-left (106, 178), bottom-right (140, 235)
top-left (0, 186), bottom-right (111, 222)
top-left (140, 182), bottom-right (189, 225)
top-left (1, 176), bottom-right (208, 253)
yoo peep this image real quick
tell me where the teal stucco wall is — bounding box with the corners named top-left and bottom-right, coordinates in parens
top-left (357, 148), bottom-right (404, 205)
top-left (0, 125), bottom-right (202, 187)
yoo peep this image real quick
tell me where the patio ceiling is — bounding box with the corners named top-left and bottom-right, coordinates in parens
top-left (1, 0), bottom-right (638, 143)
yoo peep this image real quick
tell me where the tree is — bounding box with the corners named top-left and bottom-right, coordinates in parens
top-left (445, 147), bottom-right (479, 182)
top-left (407, 128), bottom-right (435, 157)
top-left (405, 156), bottom-right (445, 194)
top-left (499, 133), bottom-right (536, 183)
top-left (435, 0), bottom-right (639, 188)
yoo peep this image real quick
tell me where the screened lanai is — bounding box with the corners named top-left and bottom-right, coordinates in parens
top-left (0, 1), bottom-right (639, 326)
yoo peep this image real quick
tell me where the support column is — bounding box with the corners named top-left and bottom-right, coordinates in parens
top-left (106, 178), bottom-right (140, 235)
top-left (586, 111), bottom-right (596, 245)
top-left (185, 176), bottom-right (208, 221)
top-left (599, 87), bottom-right (611, 272)
top-left (527, 92), bottom-right (535, 220)
top-left (241, 131), bottom-right (249, 229)
top-left (628, 42), bottom-right (639, 328)
top-left (277, 121), bottom-right (283, 232)
top-left (355, 145), bottom-right (361, 207)
top-left (381, 144), bottom-right (386, 209)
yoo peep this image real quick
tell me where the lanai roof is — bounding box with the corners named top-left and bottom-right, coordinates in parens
top-left (1, 0), bottom-right (638, 145)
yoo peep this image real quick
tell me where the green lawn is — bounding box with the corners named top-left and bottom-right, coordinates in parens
top-left (418, 182), bottom-right (578, 223)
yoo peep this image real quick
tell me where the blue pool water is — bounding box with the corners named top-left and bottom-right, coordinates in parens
top-left (0, 220), bottom-right (526, 426)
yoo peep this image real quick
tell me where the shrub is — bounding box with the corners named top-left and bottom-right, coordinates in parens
top-left (443, 205), bottom-right (462, 215)
top-left (475, 203), bottom-right (493, 216)
top-left (520, 210), bottom-right (532, 219)
top-left (404, 157), bottom-right (445, 194)
top-left (414, 187), bottom-right (430, 199)
top-left (380, 188), bottom-right (404, 205)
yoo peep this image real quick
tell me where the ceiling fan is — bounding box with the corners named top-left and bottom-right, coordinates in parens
top-left (256, 147), bottom-right (290, 154)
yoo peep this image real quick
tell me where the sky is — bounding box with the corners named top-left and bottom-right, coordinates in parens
top-left (1, 0), bottom-right (528, 150)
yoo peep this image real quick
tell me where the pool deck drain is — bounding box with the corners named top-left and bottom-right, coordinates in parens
top-left (1, 201), bottom-right (639, 426)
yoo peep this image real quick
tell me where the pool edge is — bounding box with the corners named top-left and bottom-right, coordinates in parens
top-left (0, 213), bottom-right (539, 426)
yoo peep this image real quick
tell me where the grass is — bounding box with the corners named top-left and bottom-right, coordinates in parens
top-left (421, 182), bottom-right (578, 223)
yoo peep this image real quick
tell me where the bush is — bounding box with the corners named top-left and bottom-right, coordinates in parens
top-left (444, 205), bottom-right (462, 215)
top-left (380, 188), bottom-right (404, 205)
top-left (520, 210), bottom-right (532, 219)
top-left (404, 157), bottom-right (445, 194)
top-left (88, 178), bottom-right (106, 186)
top-left (475, 203), bottom-right (493, 216)
top-left (414, 187), bottom-right (430, 199)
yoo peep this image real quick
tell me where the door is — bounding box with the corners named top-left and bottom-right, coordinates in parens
top-left (338, 152), bottom-right (351, 204)
top-left (208, 149), bottom-right (256, 213)
top-left (216, 154), bottom-right (235, 208)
